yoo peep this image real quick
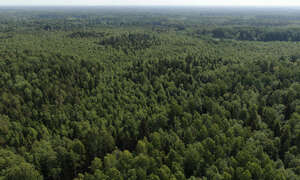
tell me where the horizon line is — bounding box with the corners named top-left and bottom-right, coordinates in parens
top-left (1, 5), bottom-right (300, 7)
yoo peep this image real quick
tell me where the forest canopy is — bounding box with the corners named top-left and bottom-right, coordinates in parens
top-left (0, 6), bottom-right (300, 180)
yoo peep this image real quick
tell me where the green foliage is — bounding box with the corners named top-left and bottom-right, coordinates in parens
top-left (0, 7), bottom-right (300, 180)
top-left (196, 27), bottom-right (300, 42)
top-left (0, 149), bottom-right (42, 180)
top-left (99, 33), bottom-right (161, 53)
top-left (68, 31), bottom-right (106, 39)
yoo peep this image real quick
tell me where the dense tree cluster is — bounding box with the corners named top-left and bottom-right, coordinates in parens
top-left (99, 33), bottom-right (161, 53)
top-left (196, 27), bottom-right (300, 42)
top-left (0, 7), bottom-right (300, 180)
top-left (68, 31), bottom-right (106, 39)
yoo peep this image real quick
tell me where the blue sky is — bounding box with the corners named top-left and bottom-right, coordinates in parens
top-left (1, 0), bottom-right (300, 6)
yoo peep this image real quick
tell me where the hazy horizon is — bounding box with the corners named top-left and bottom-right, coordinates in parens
top-left (1, 0), bottom-right (300, 7)
top-left (1, 5), bottom-right (300, 9)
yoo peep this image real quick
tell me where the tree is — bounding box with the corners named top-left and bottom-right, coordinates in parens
top-left (0, 149), bottom-right (42, 180)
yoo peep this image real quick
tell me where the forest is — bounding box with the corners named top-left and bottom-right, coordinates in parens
top-left (0, 6), bottom-right (300, 180)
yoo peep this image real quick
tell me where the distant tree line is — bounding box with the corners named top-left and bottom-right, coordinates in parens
top-left (196, 27), bottom-right (300, 41)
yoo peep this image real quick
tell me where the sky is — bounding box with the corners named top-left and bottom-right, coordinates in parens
top-left (1, 0), bottom-right (300, 6)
